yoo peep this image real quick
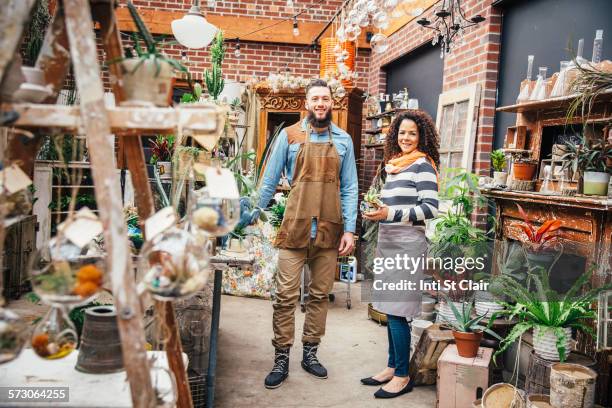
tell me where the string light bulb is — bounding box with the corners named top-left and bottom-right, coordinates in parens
top-left (293, 17), bottom-right (300, 37)
top-left (234, 39), bottom-right (241, 58)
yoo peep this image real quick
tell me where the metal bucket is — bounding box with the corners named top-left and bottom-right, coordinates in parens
top-left (76, 306), bottom-right (124, 373)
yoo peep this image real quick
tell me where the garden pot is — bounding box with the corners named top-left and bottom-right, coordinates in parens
top-left (493, 171), bottom-right (508, 185)
top-left (513, 162), bottom-right (537, 181)
top-left (452, 330), bottom-right (483, 358)
top-left (550, 363), bottom-right (596, 408)
top-left (526, 395), bottom-right (552, 408)
top-left (411, 319), bottom-right (433, 337)
top-left (76, 306), bottom-right (124, 373)
top-left (482, 383), bottom-right (526, 408)
top-left (422, 297), bottom-right (435, 312)
top-left (582, 171), bottom-right (610, 196)
top-left (533, 326), bottom-right (572, 361)
top-left (474, 290), bottom-right (505, 318)
top-left (524, 249), bottom-right (561, 273)
top-left (156, 161), bottom-right (172, 179)
top-left (121, 58), bottom-right (173, 107)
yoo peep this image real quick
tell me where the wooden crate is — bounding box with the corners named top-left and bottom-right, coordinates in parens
top-left (436, 344), bottom-right (492, 408)
top-left (409, 324), bottom-right (454, 385)
top-left (2, 215), bottom-right (36, 299)
top-left (505, 125), bottom-right (527, 149)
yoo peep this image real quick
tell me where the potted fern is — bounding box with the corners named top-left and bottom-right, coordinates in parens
top-left (117, 1), bottom-right (189, 106)
top-left (439, 293), bottom-right (501, 358)
top-left (491, 149), bottom-right (508, 185)
top-left (492, 266), bottom-right (612, 361)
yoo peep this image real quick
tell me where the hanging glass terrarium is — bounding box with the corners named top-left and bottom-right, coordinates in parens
top-left (138, 226), bottom-right (211, 301)
top-left (29, 236), bottom-right (105, 307)
top-left (190, 187), bottom-right (240, 237)
top-left (0, 308), bottom-right (28, 364)
top-left (31, 306), bottom-right (77, 360)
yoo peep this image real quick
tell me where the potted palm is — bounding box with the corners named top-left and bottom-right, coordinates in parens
top-left (491, 149), bottom-right (508, 185)
top-left (115, 1), bottom-right (189, 106)
top-left (439, 293), bottom-right (501, 358)
top-left (561, 135), bottom-right (611, 196)
top-left (492, 266), bottom-right (612, 362)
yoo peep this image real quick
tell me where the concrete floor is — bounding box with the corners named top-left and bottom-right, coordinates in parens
top-left (215, 281), bottom-right (436, 408)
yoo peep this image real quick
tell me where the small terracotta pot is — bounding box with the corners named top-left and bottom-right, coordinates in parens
top-left (452, 330), bottom-right (483, 358)
top-left (513, 162), bottom-right (537, 181)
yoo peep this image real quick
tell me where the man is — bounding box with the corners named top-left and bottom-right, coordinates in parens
top-left (256, 79), bottom-right (358, 389)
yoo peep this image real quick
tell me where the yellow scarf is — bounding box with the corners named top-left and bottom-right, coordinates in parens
top-left (385, 150), bottom-right (439, 178)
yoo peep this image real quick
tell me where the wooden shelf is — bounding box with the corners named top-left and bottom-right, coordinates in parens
top-left (36, 160), bottom-right (92, 169)
top-left (3, 103), bottom-right (224, 134)
top-left (365, 128), bottom-right (385, 135)
top-left (481, 188), bottom-right (611, 211)
top-left (364, 143), bottom-right (385, 149)
top-left (496, 90), bottom-right (612, 114)
top-left (366, 109), bottom-right (408, 120)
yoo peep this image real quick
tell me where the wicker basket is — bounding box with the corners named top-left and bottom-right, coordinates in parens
top-left (368, 303), bottom-right (387, 324)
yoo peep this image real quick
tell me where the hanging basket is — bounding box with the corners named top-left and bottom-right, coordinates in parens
top-left (319, 37), bottom-right (355, 88)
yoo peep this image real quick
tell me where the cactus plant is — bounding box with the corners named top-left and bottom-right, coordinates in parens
top-left (205, 31), bottom-right (226, 100)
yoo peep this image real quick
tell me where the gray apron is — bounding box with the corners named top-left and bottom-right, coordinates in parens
top-left (372, 224), bottom-right (427, 320)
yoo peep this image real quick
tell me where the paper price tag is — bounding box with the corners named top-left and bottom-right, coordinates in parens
top-left (59, 207), bottom-right (103, 249)
top-left (204, 167), bottom-right (240, 199)
top-left (0, 164), bottom-right (32, 194)
top-left (145, 206), bottom-right (177, 240)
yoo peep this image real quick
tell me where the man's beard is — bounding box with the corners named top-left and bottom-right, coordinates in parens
top-left (307, 109), bottom-right (332, 129)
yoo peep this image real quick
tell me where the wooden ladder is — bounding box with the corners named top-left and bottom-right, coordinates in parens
top-left (0, 1), bottom-right (207, 406)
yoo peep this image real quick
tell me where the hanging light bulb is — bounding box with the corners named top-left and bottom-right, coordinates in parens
top-left (370, 32), bottom-right (390, 54)
top-left (234, 39), bottom-right (241, 58)
top-left (172, 0), bottom-right (218, 49)
top-left (293, 17), bottom-right (300, 37)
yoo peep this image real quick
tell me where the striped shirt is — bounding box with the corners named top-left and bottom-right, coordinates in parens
top-left (381, 157), bottom-right (439, 225)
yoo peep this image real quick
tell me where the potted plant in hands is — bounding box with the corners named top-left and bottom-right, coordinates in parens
top-left (491, 149), bottom-right (508, 185)
top-left (491, 266), bottom-right (612, 361)
top-left (439, 293), bottom-right (502, 358)
top-left (561, 135), bottom-right (612, 196)
top-left (116, 1), bottom-right (189, 106)
top-left (150, 135), bottom-right (175, 179)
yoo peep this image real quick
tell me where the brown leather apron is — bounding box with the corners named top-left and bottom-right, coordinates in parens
top-left (274, 123), bottom-right (344, 249)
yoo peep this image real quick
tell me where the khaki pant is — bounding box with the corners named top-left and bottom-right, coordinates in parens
top-left (272, 244), bottom-right (338, 349)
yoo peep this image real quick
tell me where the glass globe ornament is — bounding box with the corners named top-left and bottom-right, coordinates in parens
top-left (190, 187), bottom-right (240, 237)
top-left (29, 236), bottom-right (105, 308)
top-left (31, 305), bottom-right (77, 360)
top-left (333, 43), bottom-right (343, 56)
top-left (383, 0), bottom-right (399, 11)
top-left (358, 14), bottom-right (370, 28)
top-left (335, 86), bottom-right (347, 99)
top-left (346, 25), bottom-right (361, 41)
top-left (373, 11), bottom-right (389, 29)
top-left (371, 32), bottom-right (390, 54)
top-left (138, 226), bottom-right (211, 301)
top-left (336, 26), bottom-right (347, 42)
top-left (0, 308), bottom-right (27, 364)
top-left (366, 0), bottom-right (378, 14)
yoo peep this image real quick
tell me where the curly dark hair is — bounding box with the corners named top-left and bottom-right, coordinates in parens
top-left (383, 109), bottom-right (440, 167)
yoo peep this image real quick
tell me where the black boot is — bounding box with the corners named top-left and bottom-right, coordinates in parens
top-left (301, 342), bottom-right (328, 379)
top-left (264, 348), bottom-right (290, 389)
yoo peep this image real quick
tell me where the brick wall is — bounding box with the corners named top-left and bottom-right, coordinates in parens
top-left (363, 0), bottom-right (502, 195)
top-left (116, 1), bottom-right (370, 89)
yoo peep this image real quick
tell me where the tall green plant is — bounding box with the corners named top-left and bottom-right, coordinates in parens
top-left (491, 149), bottom-right (507, 172)
top-left (491, 266), bottom-right (612, 362)
top-left (205, 31), bottom-right (226, 100)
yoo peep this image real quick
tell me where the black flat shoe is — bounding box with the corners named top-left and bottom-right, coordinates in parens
top-left (374, 381), bottom-right (414, 399)
top-left (360, 376), bottom-right (391, 386)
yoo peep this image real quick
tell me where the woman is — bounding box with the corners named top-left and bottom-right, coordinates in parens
top-left (361, 110), bottom-right (440, 399)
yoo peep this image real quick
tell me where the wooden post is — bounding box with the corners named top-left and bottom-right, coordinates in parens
top-left (62, 1), bottom-right (155, 406)
top-left (0, 0), bottom-right (36, 84)
top-left (93, 3), bottom-right (193, 407)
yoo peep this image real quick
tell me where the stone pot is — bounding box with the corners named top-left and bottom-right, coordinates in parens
top-left (76, 306), bottom-right (124, 373)
top-left (437, 300), bottom-right (465, 325)
top-left (452, 330), bottom-right (483, 358)
top-left (475, 290), bottom-right (505, 318)
top-left (533, 326), bottom-right (572, 361)
top-left (513, 162), bottom-right (538, 181)
top-left (121, 58), bottom-right (173, 107)
top-left (582, 171), bottom-right (610, 196)
top-left (493, 171), bottom-right (508, 186)
top-left (482, 383), bottom-right (526, 408)
top-left (550, 363), bottom-right (596, 408)
top-left (526, 394), bottom-right (552, 408)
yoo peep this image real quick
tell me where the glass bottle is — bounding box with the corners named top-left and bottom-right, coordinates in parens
top-left (517, 55), bottom-right (534, 103)
top-left (550, 61), bottom-right (571, 97)
top-left (592, 29), bottom-right (604, 64)
top-left (529, 67), bottom-right (548, 101)
top-left (31, 306), bottom-right (77, 360)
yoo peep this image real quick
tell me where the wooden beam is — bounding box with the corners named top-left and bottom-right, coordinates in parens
top-left (63, 1), bottom-right (156, 406)
top-left (114, 7), bottom-right (371, 48)
top-left (383, 0), bottom-right (438, 37)
top-left (0, 0), bottom-right (36, 84)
